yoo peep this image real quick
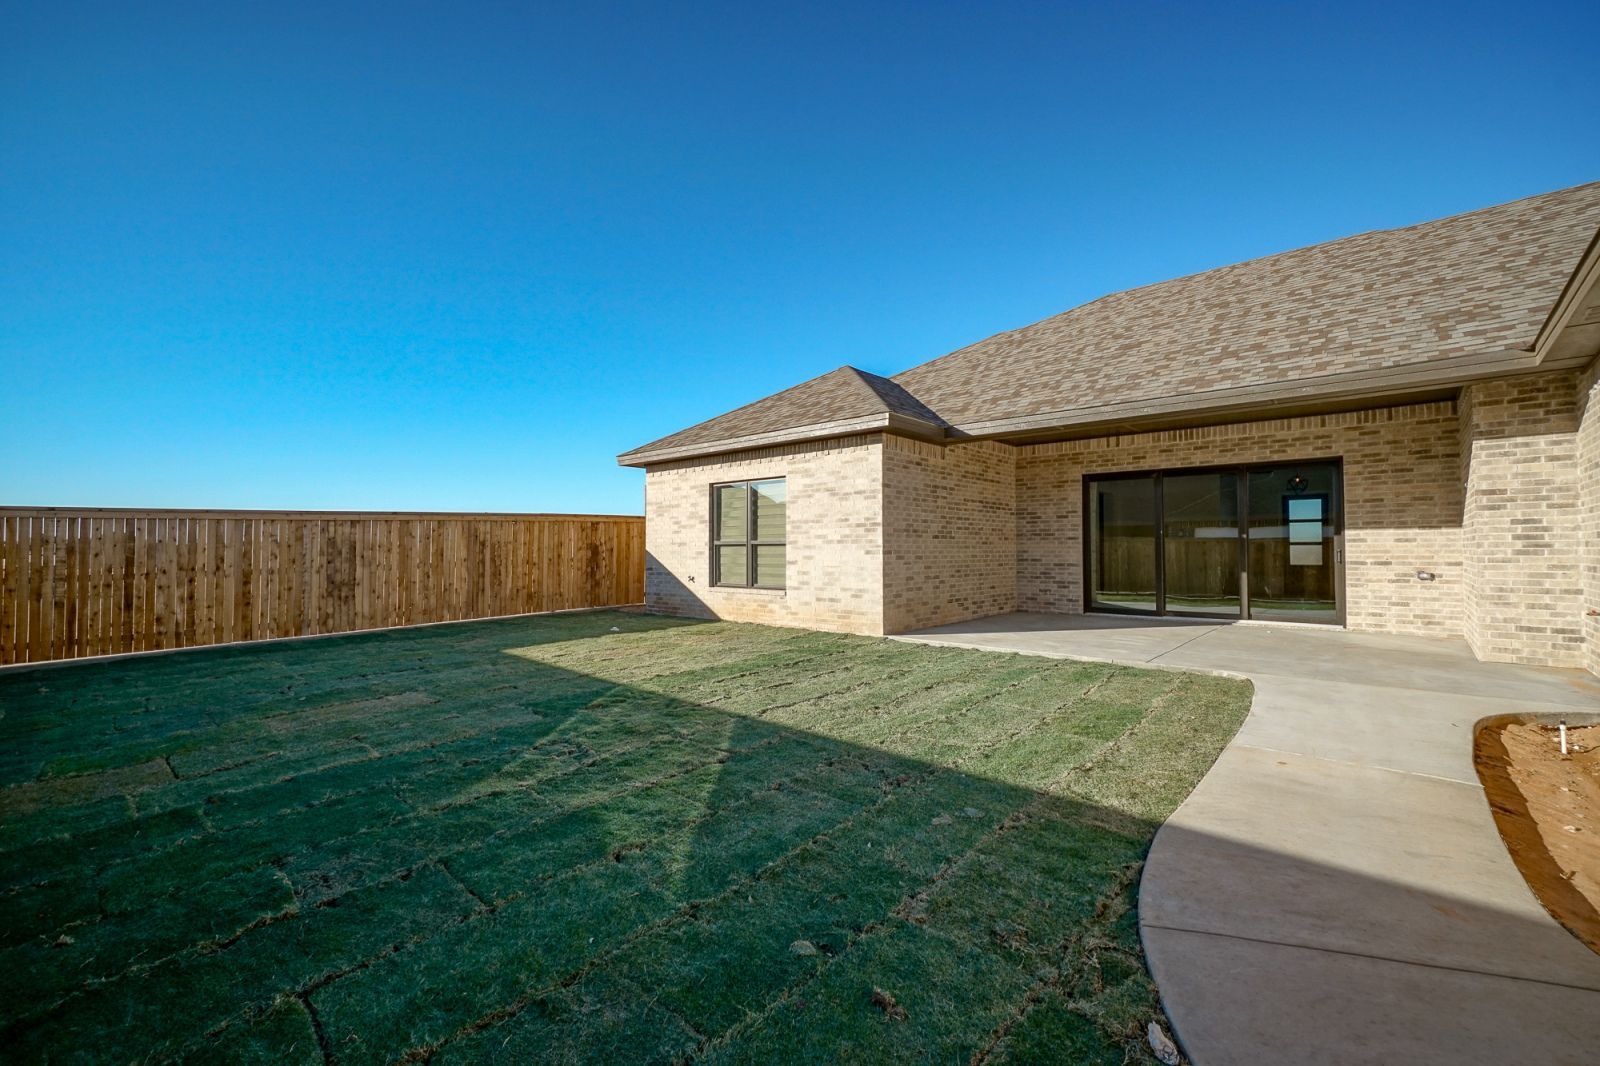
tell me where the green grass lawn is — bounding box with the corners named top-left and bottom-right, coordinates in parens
top-left (0, 610), bottom-right (1250, 1064)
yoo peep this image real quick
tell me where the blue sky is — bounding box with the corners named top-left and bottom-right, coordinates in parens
top-left (3, 1), bottom-right (1597, 514)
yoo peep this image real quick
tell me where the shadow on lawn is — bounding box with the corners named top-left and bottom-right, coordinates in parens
top-left (0, 611), bottom-right (1590, 1065)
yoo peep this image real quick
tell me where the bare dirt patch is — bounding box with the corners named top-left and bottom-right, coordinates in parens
top-left (1475, 718), bottom-right (1600, 954)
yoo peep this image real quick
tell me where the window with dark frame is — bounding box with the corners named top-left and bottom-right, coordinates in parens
top-left (712, 479), bottom-right (786, 588)
top-left (1284, 493), bottom-right (1329, 567)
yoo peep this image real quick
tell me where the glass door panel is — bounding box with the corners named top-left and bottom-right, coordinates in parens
top-left (1161, 472), bottom-right (1241, 618)
top-left (1246, 464), bottom-right (1339, 623)
top-left (1088, 476), bottom-right (1157, 613)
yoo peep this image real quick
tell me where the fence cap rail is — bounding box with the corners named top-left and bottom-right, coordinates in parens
top-left (0, 507), bottom-right (642, 521)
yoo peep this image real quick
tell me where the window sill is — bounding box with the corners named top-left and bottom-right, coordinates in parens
top-left (710, 585), bottom-right (787, 595)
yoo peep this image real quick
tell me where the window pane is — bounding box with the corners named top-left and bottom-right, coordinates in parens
top-left (1287, 497), bottom-right (1323, 522)
top-left (753, 544), bottom-right (785, 587)
top-left (1088, 477), bottom-right (1157, 613)
top-left (715, 484), bottom-right (748, 542)
top-left (1288, 521), bottom-right (1322, 544)
top-left (752, 479), bottom-right (786, 541)
top-left (1162, 472), bottom-right (1240, 618)
top-left (717, 545), bottom-right (748, 585)
top-left (1289, 544), bottom-right (1324, 566)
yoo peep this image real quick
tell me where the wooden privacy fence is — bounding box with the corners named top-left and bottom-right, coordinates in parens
top-left (0, 508), bottom-right (645, 665)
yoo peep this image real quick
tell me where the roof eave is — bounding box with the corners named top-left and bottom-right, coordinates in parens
top-left (616, 412), bottom-right (946, 468)
top-left (946, 347), bottom-right (1560, 442)
top-left (1529, 224), bottom-right (1600, 366)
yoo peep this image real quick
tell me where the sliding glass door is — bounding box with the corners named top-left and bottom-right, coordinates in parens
top-left (1086, 461), bottom-right (1341, 624)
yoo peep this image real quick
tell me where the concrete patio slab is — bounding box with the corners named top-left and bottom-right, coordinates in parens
top-left (1231, 675), bottom-right (1487, 784)
top-left (1145, 748), bottom-right (1600, 989)
top-left (896, 611), bottom-right (1226, 667)
top-left (1140, 927), bottom-right (1600, 1066)
top-left (896, 612), bottom-right (1600, 1065)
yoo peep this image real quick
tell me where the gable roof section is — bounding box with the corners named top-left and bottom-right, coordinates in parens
top-left (620, 181), bottom-right (1600, 466)
top-left (617, 365), bottom-right (948, 466)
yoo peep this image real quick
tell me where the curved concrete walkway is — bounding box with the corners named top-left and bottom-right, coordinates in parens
top-left (896, 613), bottom-right (1600, 1065)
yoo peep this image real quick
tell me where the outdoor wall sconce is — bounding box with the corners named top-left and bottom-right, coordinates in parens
top-left (1416, 570), bottom-right (1437, 581)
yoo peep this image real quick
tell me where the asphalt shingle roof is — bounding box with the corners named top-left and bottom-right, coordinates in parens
top-left (618, 366), bottom-right (948, 463)
top-left (621, 181), bottom-right (1600, 464)
top-left (894, 181), bottom-right (1600, 429)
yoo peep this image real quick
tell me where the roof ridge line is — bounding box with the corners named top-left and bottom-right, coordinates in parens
top-left (838, 368), bottom-right (902, 412)
top-left (843, 365), bottom-right (949, 428)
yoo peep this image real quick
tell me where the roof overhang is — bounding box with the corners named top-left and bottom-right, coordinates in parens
top-left (617, 340), bottom-right (1599, 467)
top-left (950, 346), bottom-right (1564, 444)
top-left (1529, 224), bottom-right (1600, 366)
top-left (616, 411), bottom-right (946, 467)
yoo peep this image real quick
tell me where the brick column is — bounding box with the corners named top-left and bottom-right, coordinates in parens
top-left (1459, 371), bottom-right (1585, 668)
top-left (1578, 359), bottom-right (1600, 677)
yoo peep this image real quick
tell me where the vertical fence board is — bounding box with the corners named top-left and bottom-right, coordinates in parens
top-left (24, 515), bottom-right (40, 663)
top-left (2, 517), bottom-right (15, 663)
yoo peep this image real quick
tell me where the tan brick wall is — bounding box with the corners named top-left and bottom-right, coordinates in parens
top-left (1016, 402), bottom-right (1465, 638)
top-left (642, 435), bottom-right (887, 634)
top-left (1459, 371), bottom-right (1585, 668)
top-left (642, 383), bottom-right (1596, 673)
top-left (882, 437), bottom-right (1017, 632)
top-left (1581, 359), bottom-right (1600, 678)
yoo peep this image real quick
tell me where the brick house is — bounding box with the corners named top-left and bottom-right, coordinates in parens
top-left (619, 183), bottom-right (1600, 678)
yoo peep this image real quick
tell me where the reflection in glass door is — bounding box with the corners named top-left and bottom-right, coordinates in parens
top-left (1162, 472), bottom-right (1241, 618)
top-left (1086, 461), bottom-right (1342, 624)
top-left (1087, 476), bottom-right (1157, 612)
top-left (1246, 464), bottom-right (1339, 623)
